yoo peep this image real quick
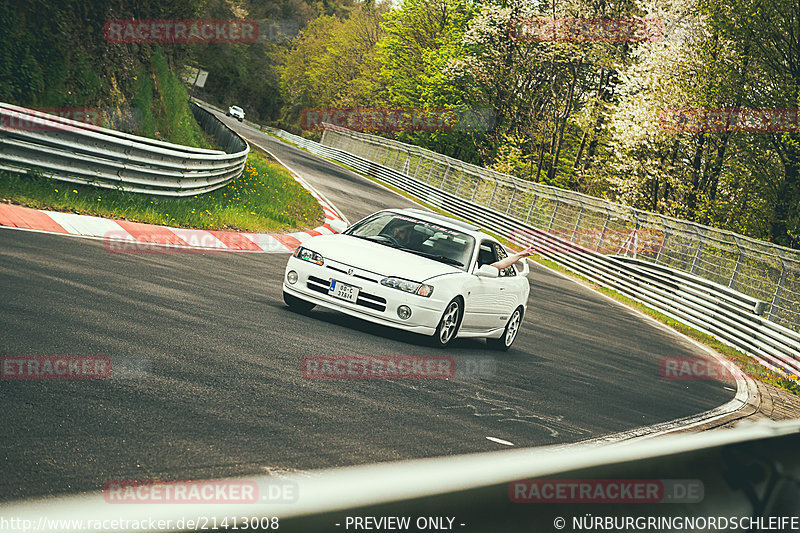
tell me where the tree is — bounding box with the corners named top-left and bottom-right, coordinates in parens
top-left (702, 0), bottom-right (800, 246)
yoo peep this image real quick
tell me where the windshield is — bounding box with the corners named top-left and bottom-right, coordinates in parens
top-left (344, 212), bottom-right (475, 270)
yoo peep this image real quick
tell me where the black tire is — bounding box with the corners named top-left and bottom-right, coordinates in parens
top-left (237, 117), bottom-right (243, 122)
top-left (431, 298), bottom-right (463, 348)
top-left (487, 306), bottom-right (523, 351)
top-left (283, 291), bottom-right (315, 312)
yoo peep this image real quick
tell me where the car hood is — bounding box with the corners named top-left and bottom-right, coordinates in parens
top-left (301, 234), bottom-right (462, 281)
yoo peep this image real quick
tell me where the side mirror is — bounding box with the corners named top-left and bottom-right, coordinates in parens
top-left (515, 259), bottom-right (530, 277)
top-left (475, 264), bottom-right (499, 278)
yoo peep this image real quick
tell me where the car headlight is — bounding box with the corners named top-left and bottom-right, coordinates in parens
top-left (293, 246), bottom-right (324, 266)
top-left (380, 277), bottom-right (434, 297)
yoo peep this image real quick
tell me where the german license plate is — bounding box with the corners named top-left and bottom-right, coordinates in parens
top-left (328, 279), bottom-right (359, 303)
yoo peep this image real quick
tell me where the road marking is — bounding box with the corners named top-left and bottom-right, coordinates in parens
top-left (486, 436), bottom-right (515, 446)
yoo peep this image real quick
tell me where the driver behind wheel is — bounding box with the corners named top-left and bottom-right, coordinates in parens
top-left (383, 222), bottom-right (418, 248)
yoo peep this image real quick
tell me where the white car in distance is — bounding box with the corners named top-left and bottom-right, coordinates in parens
top-left (283, 209), bottom-right (530, 350)
top-left (226, 105), bottom-right (245, 121)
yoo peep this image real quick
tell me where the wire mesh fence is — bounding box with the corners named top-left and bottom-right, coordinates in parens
top-left (321, 125), bottom-right (800, 333)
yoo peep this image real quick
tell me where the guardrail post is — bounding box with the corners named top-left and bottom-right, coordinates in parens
top-left (655, 231), bottom-right (669, 263)
top-left (488, 180), bottom-right (499, 207)
top-left (506, 184), bottom-right (518, 214)
top-left (413, 154), bottom-right (424, 179)
top-left (392, 149), bottom-right (402, 169)
top-left (439, 164), bottom-right (451, 189)
top-left (548, 200), bottom-right (560, 231)
top-left (425, 161), bottom-right (437, 183)
top-left (596, 211), bottom-right (611, 251)
top-left (690, 234), bottom-right (705, 275)
top-left (525, 193), bottom-right (538, 224)
top-left (570, 205), bottom-right (584, 243)
top-left (454, 166), bottom-right (466, 197)
top-left (768, 251), bottom-right (787, 321)
top-left (728, 236), bottom-right (744, 288)
top-left (470, 176), bottom-right (481, 202)
top-left (630, 220), bottom-right (641, 258)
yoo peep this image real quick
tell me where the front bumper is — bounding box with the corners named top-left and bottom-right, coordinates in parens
top-left (283, 256), bottom-right (445, 336)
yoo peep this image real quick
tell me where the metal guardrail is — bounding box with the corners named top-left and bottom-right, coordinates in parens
top-left (267, 124), bottom-right (800, 380)
top-left (317, 125), bottom-right (800, 334)
top-left (0, 102), bottom-right (249, 197)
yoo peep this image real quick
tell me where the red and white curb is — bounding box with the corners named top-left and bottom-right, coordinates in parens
top-left (0, 174), bottom-right (348, 253)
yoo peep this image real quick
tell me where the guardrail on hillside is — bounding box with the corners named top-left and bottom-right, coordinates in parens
top-left (266, 124), bottom-right (800, 380)
top-left (0, 101), bottom-right (249, 197)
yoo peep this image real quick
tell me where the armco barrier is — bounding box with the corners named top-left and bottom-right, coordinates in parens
top-left (266, 123), bottom-right (800, 380)
top-left (0, 101), bottom-right (248, 196)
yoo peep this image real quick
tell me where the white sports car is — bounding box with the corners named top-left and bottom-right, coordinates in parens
top-left (282, 209), bottom-right (531, 350)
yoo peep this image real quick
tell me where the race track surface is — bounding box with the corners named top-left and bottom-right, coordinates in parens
top-left (0, 113), bottom-right (735, 502)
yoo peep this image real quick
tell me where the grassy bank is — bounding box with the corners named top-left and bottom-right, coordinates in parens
top-left (125, 49), bottom-right (211, 148)
top-left (0, 150), bottom-right (323, 233)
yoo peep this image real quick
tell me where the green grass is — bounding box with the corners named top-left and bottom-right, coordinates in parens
top-left (130, 48), bottom-right (211, 149)
top-left (0, 150), bottom-right (323, 233)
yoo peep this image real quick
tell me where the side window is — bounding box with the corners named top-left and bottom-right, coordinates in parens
top-left (493, 243), bottom-right (516, 277)
top-left (476, 241), bottom-right (498, 268)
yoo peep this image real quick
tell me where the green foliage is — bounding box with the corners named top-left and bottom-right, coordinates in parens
top-left (279, 3), bottom-right (390, 120)
top-left (490, 134), bottom-right (529, 178)
top-left (0, 0), bottom-right (204, 147)
top-left (193, 0), bottom-right (358, 123)
top-left (376, 0), bottom-right (484, 162)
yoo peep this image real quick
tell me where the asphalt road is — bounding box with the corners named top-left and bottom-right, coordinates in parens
top-left (0, 115), bottom-right (735, 502)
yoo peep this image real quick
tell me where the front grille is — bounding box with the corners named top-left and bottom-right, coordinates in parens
top-left (307, 276), bottom-right (387, 312)
top-left (326, 265), bottom-right (378, 284)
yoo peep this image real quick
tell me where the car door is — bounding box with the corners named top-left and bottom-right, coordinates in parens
top-left (491, 242), bottom-right (525, 321)
top-left (461, 240), bottom-right (507, 332)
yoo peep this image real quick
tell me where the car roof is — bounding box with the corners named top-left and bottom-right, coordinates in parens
top-left (392, 208), bottom-right (485, 236)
